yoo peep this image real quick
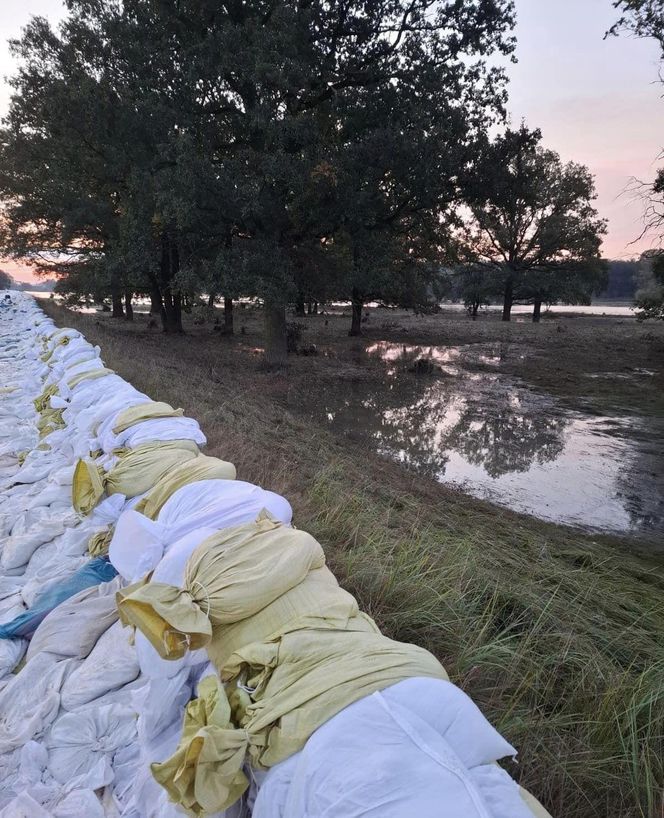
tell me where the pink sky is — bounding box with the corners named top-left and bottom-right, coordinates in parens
top-left (1, 0), bottom-right (663, 282)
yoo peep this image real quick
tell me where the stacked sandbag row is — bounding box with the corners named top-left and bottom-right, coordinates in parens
top-left (0, 293), bottom-right (550, 818)
top-left (0, 293), bottom-right (262, 817)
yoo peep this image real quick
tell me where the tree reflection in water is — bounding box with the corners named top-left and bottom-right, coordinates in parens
top-left (291, 342), bottom-right (664, 539)
top-left (302, 370), bottom-right (569, 481)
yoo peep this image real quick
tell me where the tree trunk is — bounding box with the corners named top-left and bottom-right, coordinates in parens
top-left (207, 292), bottom-right (215, 308)
top-left (471, 301), bottom-right (479, 320)
top-left (110, 271), bottom-right (124, 318)
top-left (502, 279), bottom-right (513, 322)
top-left (224, 297), bottom-right (234, 335)
top-left (533, 299), bottom-right (542, 323)
top-left (264, 299), bottom-right (287, 367)
top-left (124, 289), bottom-right (133, 321)
top-left (159, 231), bottom-right (183, 333)
top-left (349, 289), bottom-right (363, 336)
top-left (149, 283), bottom-right (163, 315)
top-left (161, 290), bottom-right (183, 333)
top-left (295, 292), bottom-right (306, 317)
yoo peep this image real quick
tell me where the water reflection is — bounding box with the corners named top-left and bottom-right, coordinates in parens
top-left (445, 395), bottom-right (567, 478)
top-left (302, 374), bottom-right (568, 482)
top-left (292, 341), bottom-right (664, 539)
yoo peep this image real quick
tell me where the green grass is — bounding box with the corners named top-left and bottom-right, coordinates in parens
top-left (42, 301), bottom-right (664, 818)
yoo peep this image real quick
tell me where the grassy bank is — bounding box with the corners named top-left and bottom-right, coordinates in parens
top-left (42, 301), bottom-right (664, 818)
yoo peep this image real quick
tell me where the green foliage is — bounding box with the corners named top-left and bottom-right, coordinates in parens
top-left (0, 0), bottom-right (516, 344)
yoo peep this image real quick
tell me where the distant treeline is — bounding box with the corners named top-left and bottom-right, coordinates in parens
top-left (0, 272), bottom-right (55, 292)
top-left (597, 260), bottom-right (640, 301)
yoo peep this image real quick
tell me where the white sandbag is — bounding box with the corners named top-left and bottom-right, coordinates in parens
top-left (23, 484), bottom-right (71, 511)
top-left (9, 457), bottom-right (59, 486)
top-left (56, 357), bottom-right (105, 389)
top-left (60, 621), bottom-right (140, 710)
top-left (68, 675), bottom-right (146, 712)
top-left (51, 789), bottom-right (106, 818)
top-left (27, 577), bottom-right (122, 661)
top-left (1, 519), bottom-right (68, 570)
top-left (252, 677), bottom-right (530, 818)
top-left (4, 741), bottom-right (57, 809)
top-left (23, 541), bottom-right (61, 577)
top-left (0, 576), bottom-right (25, 601)
top-left (0, 638), bottom-right (27, 678)
top-left (156, 478), bottom-right (292, 544)
top-left (46, 704), bottom-right (138, 785)
top-left (102, 416), bottom-right (207, 453)
top-left (0, 653), bottom-right (72, 753)
top-left (0, 593), bottom-right (25, 620)
top-left (119, 721), bottom-right (184, 818)
top-left (20, 555), bottom-right (88, 608)
top-left (0, 753), bottom-right (110, 818)
top-left (132, 669), bottom-right (191, 747)
top-left (0, 748), bottom-right (21, 809)
top-left (48, 464), bottom-right (76, 487)
top-left (109, 738), bottom-right (141, 810)
top-left (109, 479), bottom-right (292, 582)
top-left (0, 792), bottom-right (50, 818)
top-left (9, 505), bottom-right (53, 538)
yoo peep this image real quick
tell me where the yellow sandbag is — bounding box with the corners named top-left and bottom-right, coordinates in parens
top-left (119, 517), bottom-right (448, 814)
top-left (152, 676), bottom-right (248, 817)
top-left (88, 529), bottom-right (113, 557)
top-left (40, 333), bottom-right (70, 362)
top-left (112, 401), bottom-right (185, 435)
top-left (67, 367), bottom-right (114, 390)
top-left (89, 447), bottom-right (226, 550)
top-left (152, 632), bottom-right (446, 814)
top-left (37, 407), bottom-right (65, 437)
top-left (33, 383), bottom-right (59, 413)
top-left (117, 516), bottom-right (327, 656)
top-left (73, 440), bottom-right (199, 515)
top-left (133, 454), bottom-right (237, 519)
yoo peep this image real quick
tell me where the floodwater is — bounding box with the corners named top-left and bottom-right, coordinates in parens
top-left (28, 291), bottom-right (635, 318)
top-left (444, 303), bottom-right (636, 318)
top-left (292, 341), bottom-right (664, 541)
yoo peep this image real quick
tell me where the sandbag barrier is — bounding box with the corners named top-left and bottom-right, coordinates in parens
top-left (0, 292), bottom-right (552, 818)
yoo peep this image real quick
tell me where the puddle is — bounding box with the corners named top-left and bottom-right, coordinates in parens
top-left (291, 342), bottom-right (664, 540)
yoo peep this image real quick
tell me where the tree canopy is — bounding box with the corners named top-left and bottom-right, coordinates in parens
top-left (0, 0), bottom-right (518, 358)
top-left (459, 125), bottom-right (607, 321)
top-left (610, 0), bottom-right (664, 48)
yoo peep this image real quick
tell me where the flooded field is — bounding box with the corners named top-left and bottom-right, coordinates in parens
top-left (291, 340), bottom-right (664, 541)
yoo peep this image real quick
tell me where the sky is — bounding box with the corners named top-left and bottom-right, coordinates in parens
top-left (0, 0), bottom-right (663, 282)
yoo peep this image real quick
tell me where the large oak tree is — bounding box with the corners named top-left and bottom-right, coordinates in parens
top-left (460, 125), bottom-right (606, 321)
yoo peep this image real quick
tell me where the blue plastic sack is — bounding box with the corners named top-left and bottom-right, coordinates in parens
top-left (0, 557), bottom-right (118, 640)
